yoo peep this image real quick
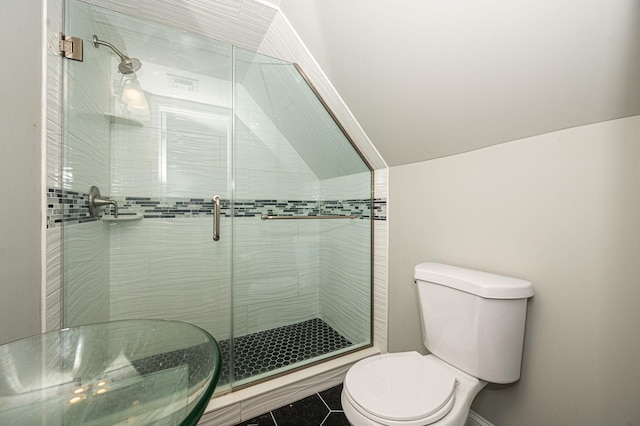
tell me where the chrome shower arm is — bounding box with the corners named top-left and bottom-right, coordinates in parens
top-left (92, 35), bottom-right (141, 74)
top-left (92, 35), bottom-right (127, 61)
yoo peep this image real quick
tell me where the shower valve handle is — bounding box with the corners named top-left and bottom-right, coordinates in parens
top-left (88, 186), bottom-right (118, 218)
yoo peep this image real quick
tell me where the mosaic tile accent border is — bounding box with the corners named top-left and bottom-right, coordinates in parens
top-left (47, 188), bottom-right (96, 228)
top-left (47, 188), bottom-right (387, 228)
top-left (373, 198), bottom-right (387, 221)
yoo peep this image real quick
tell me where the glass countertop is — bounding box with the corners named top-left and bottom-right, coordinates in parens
top-left (0, 319), bottom-right (221, 425)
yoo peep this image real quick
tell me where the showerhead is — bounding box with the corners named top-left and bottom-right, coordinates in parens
top-left (92, 35), bottom-right (142, 74)
top-left (118, 57), bottom-right (142, 74)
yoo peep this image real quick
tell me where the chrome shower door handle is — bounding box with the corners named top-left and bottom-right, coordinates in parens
top-left (213, 195), bottom-right (221, 241)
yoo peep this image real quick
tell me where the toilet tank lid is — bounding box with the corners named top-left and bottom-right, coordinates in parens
top-left (414, 263), bottom-right (534, 299)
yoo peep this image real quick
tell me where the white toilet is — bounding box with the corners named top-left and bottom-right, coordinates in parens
top-left (342, 263), bottom-right (534, 426)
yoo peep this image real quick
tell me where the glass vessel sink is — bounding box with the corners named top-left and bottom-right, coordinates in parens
top-left (0, 319), bottom-right (221, 425)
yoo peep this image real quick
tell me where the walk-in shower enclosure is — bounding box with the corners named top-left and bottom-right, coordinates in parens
top-left (53, 0), bottom-right (373, 393)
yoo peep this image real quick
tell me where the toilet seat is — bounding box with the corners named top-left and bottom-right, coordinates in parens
top-left (344, 352), bottom-right (457, 425)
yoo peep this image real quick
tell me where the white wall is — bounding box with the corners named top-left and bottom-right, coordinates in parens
top-left (0, 1), bottom-right (43, 344)
top-left (388, 116), bottom-right (640, 425)
top-left (279, 0), bottom-right (640, 166)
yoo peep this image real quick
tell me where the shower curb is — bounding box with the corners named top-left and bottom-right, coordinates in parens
top-left (199, 347), bottom-right (380, 426)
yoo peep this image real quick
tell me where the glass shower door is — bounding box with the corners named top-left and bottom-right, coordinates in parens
top-left (231, 48), bottom-right (373, 385)
top-left (60, 0), bottom-right (233, 392)
top-left (59, 0), bottom-right (373, 395)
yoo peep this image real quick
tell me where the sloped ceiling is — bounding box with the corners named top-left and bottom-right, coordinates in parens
top-left (279, 0), bottom-right (640, 166)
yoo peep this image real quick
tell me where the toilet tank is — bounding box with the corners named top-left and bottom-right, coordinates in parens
top-left (414, 263), bottom-right (534, 384)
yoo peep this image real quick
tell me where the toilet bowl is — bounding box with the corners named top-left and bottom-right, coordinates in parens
top-left (342, 263), bottom-right (534, 426)
top-left (341, 352), bottom-right (486, 426)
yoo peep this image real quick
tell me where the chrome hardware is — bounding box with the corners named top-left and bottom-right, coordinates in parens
top-left (92, 35), bottom-right (141, 74)
top-left (293, 63), bottom-right (372, 171)
top-left (88, 186), bottom-right (118, 218)
top-left (261, 214), bottom-right (357, 220)
top-left (212, 195), bottom-right (221, 241)
top-left (59, 33), bottom-right (83, 61)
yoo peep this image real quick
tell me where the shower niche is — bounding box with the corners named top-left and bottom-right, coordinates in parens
top-left (57, 0), bottom-right (372, 394)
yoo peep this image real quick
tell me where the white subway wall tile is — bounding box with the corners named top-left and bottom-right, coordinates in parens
top-left (319, 220), bottom-right (372, 344)
top-left (46, 289), bottom-right (62, 332)
top-left (82, 0), bottom-right (276, 52)
top-left (64, 259), bottom-right (110, 326)
top-left (245, 296), bottom-right (319, 335)
top-left (319, 172), bottom-right (371, 201)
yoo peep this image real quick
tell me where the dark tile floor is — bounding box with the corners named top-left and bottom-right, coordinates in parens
top-left (234, 383), bottom-right (349, 426)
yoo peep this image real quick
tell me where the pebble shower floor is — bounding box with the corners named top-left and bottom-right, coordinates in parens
top-left (217, 318), bottom-right (352, 384)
